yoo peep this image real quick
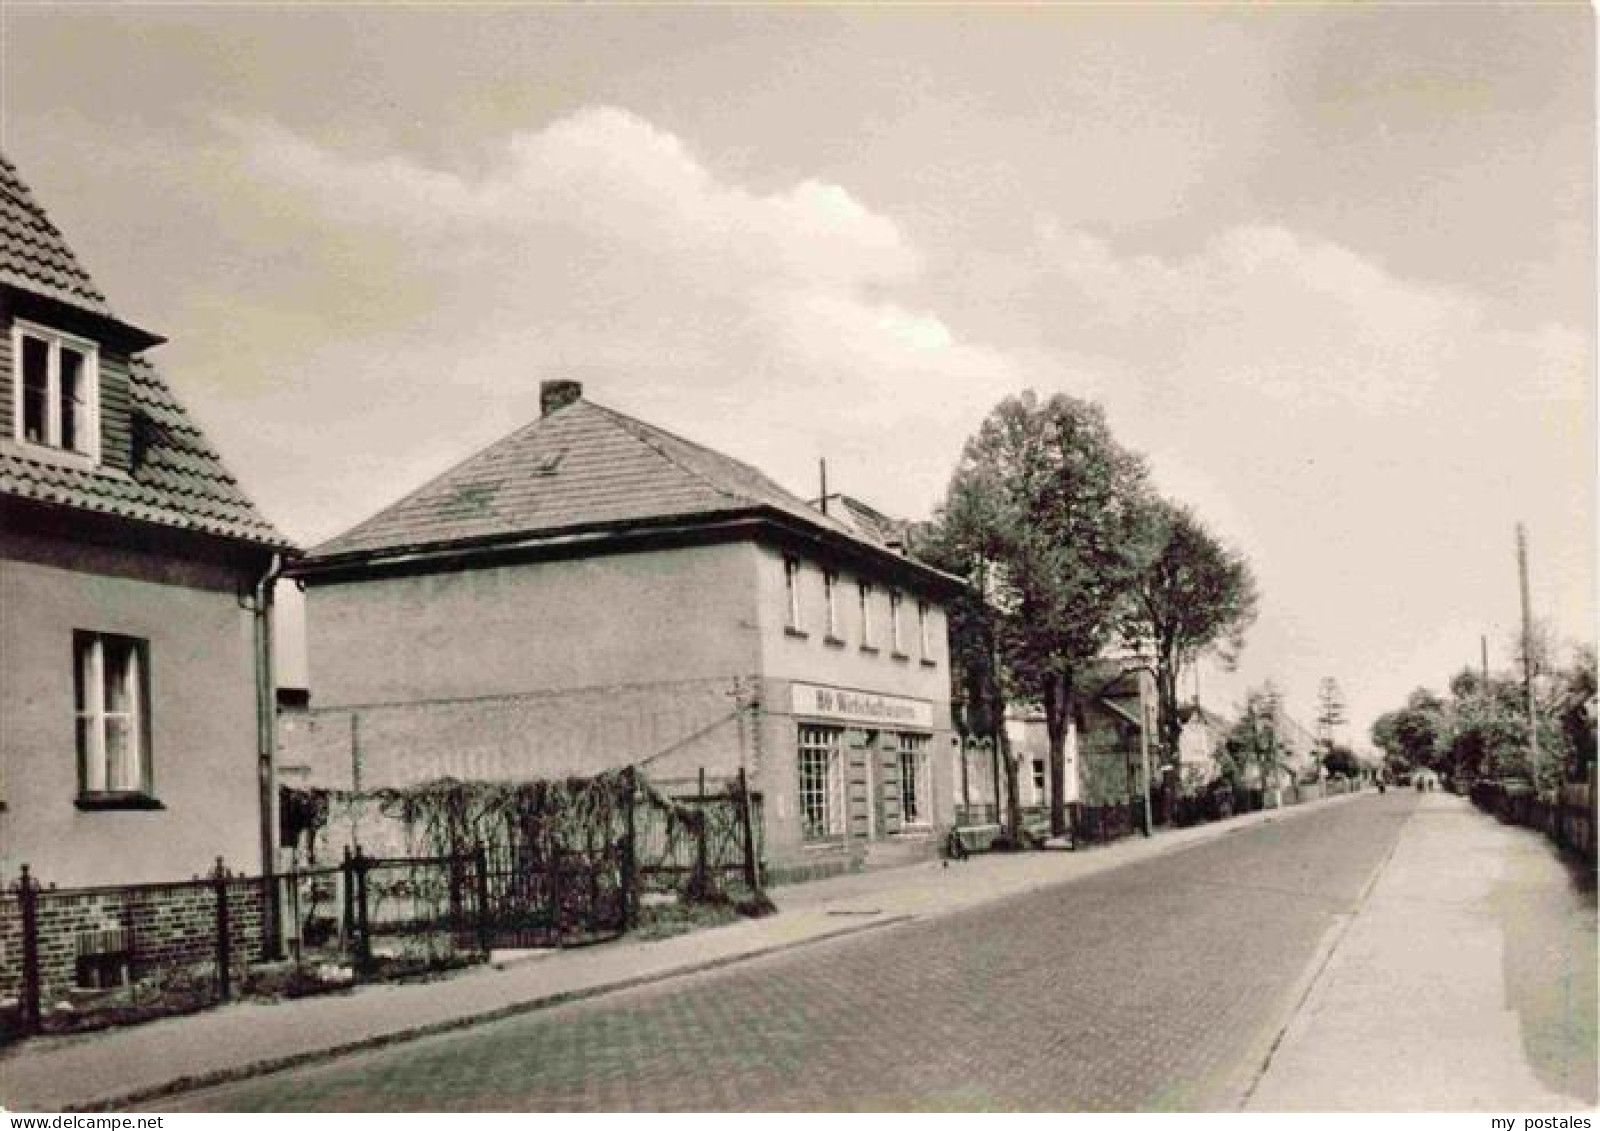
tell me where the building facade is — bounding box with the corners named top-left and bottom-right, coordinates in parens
top-left (285, 381), bottom-right (962, 882)
top-left (0, 153), bottom-right (290, 887)
top-left (1005, 661), bottom-right (1159, 817)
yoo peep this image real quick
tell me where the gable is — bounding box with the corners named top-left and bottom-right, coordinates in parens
top-left (0, 152), bottom-right (289, 551)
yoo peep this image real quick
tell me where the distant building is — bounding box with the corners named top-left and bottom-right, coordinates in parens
top-left (1005, 659), bottom-right (1158, 815)
top-left (811, 492), bottom-right (922, 556)
top-left (0, 152), bottom-right (291, 886)
top-left (1175, 703), bottom-right (1232, 788)
top-left (284, 381), bottom-right (964, 882)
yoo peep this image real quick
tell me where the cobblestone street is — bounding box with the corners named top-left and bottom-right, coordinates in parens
top-left (165, 794), bottom-right (1427, 1111)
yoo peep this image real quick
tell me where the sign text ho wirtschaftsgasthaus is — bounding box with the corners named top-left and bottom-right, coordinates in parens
top-left (790, 683), bottom-right (933, 730)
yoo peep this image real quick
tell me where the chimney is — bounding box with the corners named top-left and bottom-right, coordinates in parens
top-left (540, 380), bottom-right (583, 417)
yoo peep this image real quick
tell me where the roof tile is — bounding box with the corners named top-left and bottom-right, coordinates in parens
top-left (0, 152), bottom-right (290, 550)
top-left (310, 398), bottom-right (872, 560)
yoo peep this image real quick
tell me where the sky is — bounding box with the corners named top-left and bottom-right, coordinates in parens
top-left (1, 4), bottom-right (1592, 743)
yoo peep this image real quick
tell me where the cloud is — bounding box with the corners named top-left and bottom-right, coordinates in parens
top-left (217, 107), bottom-right (920, 292)
top-left (1036, 222), bottom-right (1588, 414)
top-left (1026, 219), bottom-right (1592, 734)
top-left (155, 108), bottom-right (1590, 736)
top-left (204, 107), bottom-right (1027, 539)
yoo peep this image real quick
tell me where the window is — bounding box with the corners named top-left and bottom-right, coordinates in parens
top-left (1032, 758), bottom-right (1047, 796)
top-left (918, 601), bottom-right (932, 660)
top-left (12, 321), bottom-right (98, 459)
top-left (889, 592), bottom-right (904, 654)
top-left (823, 570), bottom-right (840, 639)
top-left (898, 734), bottom-right (931, 827)
top-left (783, 557), bottom-right (802, 632)
top-left (74, 632), bottom-right (152, 800)
top-left (798, 725), bottom-right (844, 840)
top-left (858, 582), bottom-right (875, 649)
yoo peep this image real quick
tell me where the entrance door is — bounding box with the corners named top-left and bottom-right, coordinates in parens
top-left (876, 731), bottom-right (902, 837)
top-left (869, 731), bottom-right (887, 839)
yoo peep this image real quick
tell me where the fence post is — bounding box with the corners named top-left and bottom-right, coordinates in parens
top-left (693, 767), bottom-right (709, 899)
top-left (352, 846), bottom-right (373, 974)
top-left (737, 766), bottom-right (760, 892)
top-left (620, 767), bottom-right (638, 929)
top-left (286, 851), bottom-right (303, 967)
top-left (341, 845), bottom-right (355, 951)
top-left (546, 835), bottom-right (563, 938)
top-left (448, 847), bottom-right (465, 932)
top-left (473, 840), bottom-right (491, 955)
top-left (213, 857), bottom-right (232, 1001)
top-left (17, 865), bottom-right (42, 1036)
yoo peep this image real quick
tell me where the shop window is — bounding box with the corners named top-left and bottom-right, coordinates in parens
top-left (898, 734), bottom-right (931, 827)
top-left (74, 632), bottom-right (153, 804)
top-left (798, 725), bottom-right (844, 841)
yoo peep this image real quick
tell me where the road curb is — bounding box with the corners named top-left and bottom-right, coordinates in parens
top-left (65, 914), bottom-right (914, 1113)
top-left (59, 790), bottom-right (1375, 1112)
top-left (1234, 798), bottom-right (1410, 1110)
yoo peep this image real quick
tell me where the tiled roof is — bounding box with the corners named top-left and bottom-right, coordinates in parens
top-left (312, 398), bottom-right (897, 561)
top-left (0, 152), bottom-right (290, 550)
top-left (814, 493), bottom-right (922, 553)
top-left (1, 359), bottom-right (290, 548)
top-left (0, 153), bottom-right (113, 317)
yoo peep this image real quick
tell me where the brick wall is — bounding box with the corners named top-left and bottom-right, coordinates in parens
top-left (0, 878), bottom-right (266, 1001)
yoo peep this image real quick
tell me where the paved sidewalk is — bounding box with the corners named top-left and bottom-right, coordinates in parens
top-left (0, 791), bottom-right (1363, 1112)
top-left (1246, 791), bottom-right (1598, 1112)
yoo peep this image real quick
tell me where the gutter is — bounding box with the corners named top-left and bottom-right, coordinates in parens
top-left (288, 507), bottom-right (967, 598)
top-left (253, 551), bottom-right (284, 958)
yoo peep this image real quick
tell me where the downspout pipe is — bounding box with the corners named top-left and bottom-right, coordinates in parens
top-left (254, 552), bottom-right (284, 960)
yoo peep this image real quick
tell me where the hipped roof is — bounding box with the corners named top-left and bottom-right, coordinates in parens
top-left (303, 397), bottom-right (959, 593)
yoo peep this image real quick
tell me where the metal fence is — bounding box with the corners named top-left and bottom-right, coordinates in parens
top-left (2, 859), bottom-right (266, 1041)
top-left (3, 768), bottom-right (765, 1042)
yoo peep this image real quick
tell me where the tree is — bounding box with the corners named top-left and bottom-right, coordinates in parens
top-left (1555, 644), bottom-right (1597, 783)
top-left (1315, 677), bottom-right (1348, 759)
top-left (1443, 672), bottom-right (1530, 782)
top-left (940, 390), bottom-right (1155, 837)
top-left (1121, 499), bottom-right (1258, 777)
top-left (1221, 682), bottom-right (1289, 790)
top-left (1370, 688), bottom-right (1446, 773)
top-left (916, 523), bottom-right (1022, 839)
top-left (1322, 743), bottom-right (1360, 778)
top-left (1368, 637), bottom-right (1592, 791)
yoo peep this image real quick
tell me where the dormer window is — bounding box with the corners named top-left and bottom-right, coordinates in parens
top-left (12, 320), bottom-right (99, 460)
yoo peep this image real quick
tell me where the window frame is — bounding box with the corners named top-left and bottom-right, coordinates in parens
top-left (822, 569), bottom-right (841, 641)
top-left (858, 581), bottom-right (876, 650)
top-left (72, 631), bottom-right (156, 807)
top-left (12, 319), bottom-right (101, 462)
top-left (917, 600), bottom-right (933, 662)
top-left (798, 724), bottom-right (845, 842)
top-left (889, 591), bottom-right (905, 656)
top-left (783, 556), bottom-right (803, 634)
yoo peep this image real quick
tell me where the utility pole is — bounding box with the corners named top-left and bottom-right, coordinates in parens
top-left (1480, 635), bottom-right (1489, 687)
top-left (1517, 524), bottom-right (1541, 785)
